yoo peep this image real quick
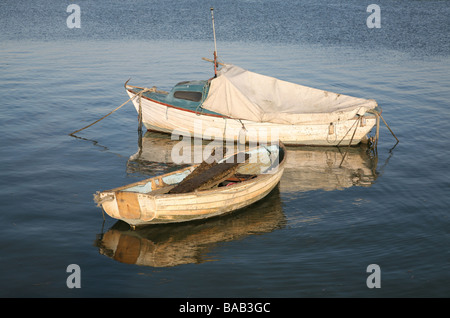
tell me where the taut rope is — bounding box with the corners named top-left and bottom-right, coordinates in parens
top-left (69, 85), bottom-right (155, 136)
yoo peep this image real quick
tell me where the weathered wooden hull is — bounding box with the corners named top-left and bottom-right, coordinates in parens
top-left (95, 144), bottom-right (286, 227)
top-left (94, 189), bottom-right (285, 267)
top-left (127, 86), bottom-right (378, 146)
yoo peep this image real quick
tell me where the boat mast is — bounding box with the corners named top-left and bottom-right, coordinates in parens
top-left (210, 7), bottom-right (218, 77)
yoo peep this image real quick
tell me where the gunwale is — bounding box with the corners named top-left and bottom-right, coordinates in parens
top-left (95, 143), bottom-right (287, 227)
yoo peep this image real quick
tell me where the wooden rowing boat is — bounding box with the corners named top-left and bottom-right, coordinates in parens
top-left (94, 187), bottom-right (285, 267)
top-left (94, 143), bottom-right (286, 228)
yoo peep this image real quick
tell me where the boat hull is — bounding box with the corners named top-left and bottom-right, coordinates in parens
top-left (96, 144), bottom-right (286, 227)
top-left (127, 87), bottom-right (378, 146)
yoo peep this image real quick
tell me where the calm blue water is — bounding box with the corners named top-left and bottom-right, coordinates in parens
top-left (0, 0), bottom-right (449, 298)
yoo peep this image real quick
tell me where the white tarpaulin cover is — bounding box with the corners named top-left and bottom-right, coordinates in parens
top-left (202, 64), bottom-right (378, 125)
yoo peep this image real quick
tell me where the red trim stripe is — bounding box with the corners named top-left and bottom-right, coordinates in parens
top-left (127, 88), bottom-right (228, 119)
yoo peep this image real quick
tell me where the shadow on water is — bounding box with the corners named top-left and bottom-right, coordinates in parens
top-left (127, 131), bottom-right (382, 191)
top-left (69, 134), bottom-right (111, 152)
top-left (93, 131), bottom-right (389, 267)
top-left (94, 186), bottom-right (286, 267)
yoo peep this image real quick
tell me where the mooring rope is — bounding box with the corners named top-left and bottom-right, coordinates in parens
top-left (339, 116), bottom-right (362, 167)
top-left (336, 116), bottom-right (360, 147)
top-left (379, 112), bottom-right (399, 143)
top-left (337, 108), bottom-right (398, 167)
top-left (367, 108), bottom-right (399, 148)
top-left (69, 86), bottom-right (154, 136)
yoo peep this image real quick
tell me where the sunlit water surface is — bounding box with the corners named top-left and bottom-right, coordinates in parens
top-left (0, 0), bottom-right (449, 297)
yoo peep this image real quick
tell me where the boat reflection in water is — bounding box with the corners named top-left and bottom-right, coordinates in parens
top-left (95, 187), bottom-right (285, 267)
top-left (281, 145), bottom-right (377, 193)
top-left (95, 132), bottom-right (378, 267)
top-left (127, 131), bottom-right (378, 193)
